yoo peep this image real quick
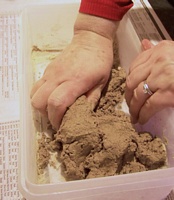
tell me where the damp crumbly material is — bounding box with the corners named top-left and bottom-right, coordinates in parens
top-left (34, 41), bottom-right (167, 182)
top-left (50, 68), bottom-right (167, 181)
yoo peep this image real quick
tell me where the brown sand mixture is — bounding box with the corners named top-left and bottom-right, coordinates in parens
top-left (36, 42), bottom-right (167, 182)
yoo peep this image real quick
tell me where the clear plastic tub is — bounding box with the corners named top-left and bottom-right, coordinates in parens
top-left (19, 1), bottom-right (174, 200)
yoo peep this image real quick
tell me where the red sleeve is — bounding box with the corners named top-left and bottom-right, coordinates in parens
top-left (79, 0), bottom-right (133, 21)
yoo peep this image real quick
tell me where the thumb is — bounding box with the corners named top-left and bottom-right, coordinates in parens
top-left (141, 39), bottom-right (154, 50)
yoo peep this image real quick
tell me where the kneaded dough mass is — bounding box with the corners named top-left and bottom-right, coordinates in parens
top-left (50, 68), bottom-right (167, 181)
top-left (34, 42), bottom-right (167, 182)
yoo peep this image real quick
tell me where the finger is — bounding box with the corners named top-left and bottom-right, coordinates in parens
top-left (138, 91), bottom-right (171, 124)
top-left (128, 81), bottom-right (152, 124)
top-left (47, 81), bottom-right (91, 129)
top-left (31, 81), bottom-right (57, 115)
top-left (129, 40), bottom-right (155, 74)
top-left (86, 85), bottom-right (104, 110)
top-left (30, 78), bottom-right (46, 98)
top-left (125, 63), bottom-right (150, 107)
top-left (129, 49), bottom-right (152, 73)
top-left (141, 39), bottom-right (155, 50)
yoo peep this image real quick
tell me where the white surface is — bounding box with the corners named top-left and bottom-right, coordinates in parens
top-left (0, 11), bottom-right (23, 200)
top-left (0, 0), bottom-right (173, 199)
top-left (18, 1), bottom-right (174, 200)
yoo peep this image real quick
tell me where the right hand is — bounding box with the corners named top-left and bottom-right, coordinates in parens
top-left (30, 30), bottom-right (114, 129)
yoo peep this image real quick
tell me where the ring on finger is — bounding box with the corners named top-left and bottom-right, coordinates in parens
top-left (143, 81), bottom-right (153, 96)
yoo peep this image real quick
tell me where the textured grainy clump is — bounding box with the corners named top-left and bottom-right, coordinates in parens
top-left (50, 67), bottom-right (166, 181)
top-left (35, 40), bottom-right (167, 182)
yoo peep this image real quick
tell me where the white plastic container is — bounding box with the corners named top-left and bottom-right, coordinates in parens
top-left (19, 1), bottom-right (174, 199)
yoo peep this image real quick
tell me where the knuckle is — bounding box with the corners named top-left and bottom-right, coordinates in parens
top-left (133, 88), bottom-right (139, 102)
top-left (157, 41), bottom-right (174, 61)
top-left (31, 99), bottom-right (41, 110)
top-left (48, 96), bottom-right (65, 109)
top-left (157, 54), bottom-right (171, 63)
top-left (163, 65), bottom-right (173, 76)
top-left (126, 76), bottom-right (133, 90)
top-left (144, 99), bottom-right (151, 108)
top-left (159, 40), bottom-right (168, 46)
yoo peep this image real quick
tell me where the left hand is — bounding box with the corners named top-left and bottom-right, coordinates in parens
top-left (125, 39), bottom-right (174, 124)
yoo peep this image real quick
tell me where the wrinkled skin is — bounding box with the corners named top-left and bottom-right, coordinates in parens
top-left (30, 31), bottom-right (114, 129)
top-left (30, 13), bottom-right (118, 130)
top-left (125, 39), bottom-right (174, 124)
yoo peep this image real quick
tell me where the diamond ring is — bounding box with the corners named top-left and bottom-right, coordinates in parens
top-left (143, 81), bottom-right (153, 96)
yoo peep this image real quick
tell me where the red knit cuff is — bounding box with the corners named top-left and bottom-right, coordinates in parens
top-left (79, 0), bottom-right (133, 21)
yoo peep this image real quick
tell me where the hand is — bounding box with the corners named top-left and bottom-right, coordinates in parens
top-left (125, 39), bottom-right (174, 124)
top-left (30, 13), bottom-right (118, 130)
top-left (30, 31), bottom-right (114, 129)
